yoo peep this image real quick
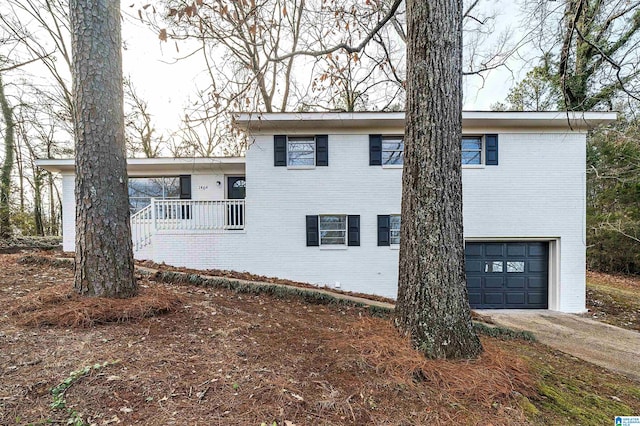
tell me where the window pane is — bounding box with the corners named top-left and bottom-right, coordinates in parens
top-left (163, 178), bottom-right (180, 198)
top-left (390, 215), bottom-right (401, 245)
top-left (288, 138), bottom-right (315, 166)
top-left (319, 215), bottom-right (346, 245)
top-left (507, 261), bottom-right (525, 273)
top-left (288, 141), bottom-right (315, 151)
top-left (382, 137), bottom-right (404, 165)
top-left (462, 151), bottom-right (481, 165)
top-left (485, 261), bottom-right (503, 273)
top-left (382, 140), bottom-right (404, 151)
top-left (462, 138), bottom-right (482, 150)
top-left (129, 177), bottom-right (179, 213)
top-left (382, 151), bottom-right (404, 165)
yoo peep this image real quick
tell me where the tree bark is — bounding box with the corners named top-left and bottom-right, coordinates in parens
top-left (396, 0), bottom-right (482, 359)
top-left (0, 72), bottom-right (14, 239)
top-left (70, 0), bottom-right (137, 297)
top-left (33, 168), bottom-right (44, 236)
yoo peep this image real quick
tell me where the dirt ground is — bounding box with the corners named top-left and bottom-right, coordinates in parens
top-left (586, 271), bottom-right (640, 331)
top-left (1, 254), bottom-right (639, 425)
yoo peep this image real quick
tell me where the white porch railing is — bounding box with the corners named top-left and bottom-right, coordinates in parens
top-left (131, 199), bottom-right (245, 251)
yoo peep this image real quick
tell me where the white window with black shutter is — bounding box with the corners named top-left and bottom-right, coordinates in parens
top-left (274, 135), bottom-right (329, 168)
top-left (370, 134), bottom-right (498, 166)
top-left (462, 134), bottom-right (499, 166)
top-left (378, 214), bottom-right (401, 247)
top-left (306, 214), bottom-right (360, 247)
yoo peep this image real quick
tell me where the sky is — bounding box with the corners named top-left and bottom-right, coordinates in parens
top-left (1, 0), bottom-right (536, 145)
top-left (118, 0), bottom-right (533, 136)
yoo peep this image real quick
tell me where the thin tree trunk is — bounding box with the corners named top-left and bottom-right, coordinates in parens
top-left (70, 0), bottom-right (137, 297)
top-left (33, 169), bottom-right (44, 236)
top-left (48, 173), bottom-right (57, 235)
top-left (0, 72), bottom-right (14, 239)
top-left (14, 135), bottom-right (25, 213)
top-left (396, 0), bottom-right (482, 359)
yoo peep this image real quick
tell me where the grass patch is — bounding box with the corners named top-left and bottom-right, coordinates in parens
top-left (18, 254), bottom-right (73, 269)
top-left (586, 271), bottom-right (640, 331)
top-left (504, 340), bottom-right (640, 425)
top-left (473, 321), bottom-right (536, 341)
top-left (154, 270), bottom-right (373, 308)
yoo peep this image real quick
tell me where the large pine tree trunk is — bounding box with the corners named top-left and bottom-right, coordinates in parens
top-left (70, 0), bottom-right (137, 297)
top-left (396, 0), bottom-right (482, 359)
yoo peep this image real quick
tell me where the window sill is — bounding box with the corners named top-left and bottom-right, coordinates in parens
top-left (319, 245), bottom-right (348, 250)
top-left (381, 164), bottom-right (403, 169)
top-left (287, 165), bottom-right (316, 170)
top-left (389, 244), bottom-right (400, 250)
top-left (462, 164), bottom-right (485, 169)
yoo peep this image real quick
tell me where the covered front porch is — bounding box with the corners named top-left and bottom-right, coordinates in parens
top-left (35, 157), bottom-right (247, 253)
top-left (131, 198), bottom-right (245, 251)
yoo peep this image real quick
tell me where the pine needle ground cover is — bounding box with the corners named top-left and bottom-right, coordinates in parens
top-left (0, 253), bottom-right (638, 425)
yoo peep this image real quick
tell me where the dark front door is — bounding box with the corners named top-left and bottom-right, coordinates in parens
top-left (227, 176), bottom-right (246, 200)
top-left (227, 176), bottom-right (245, 227)
top-left (465, 242), bottom-right (549, 309)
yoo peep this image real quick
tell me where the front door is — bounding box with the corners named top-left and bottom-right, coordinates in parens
top-left (227, 176), bottom-right (245, 227)
top-left (227, 176), bottom-right (246, 199)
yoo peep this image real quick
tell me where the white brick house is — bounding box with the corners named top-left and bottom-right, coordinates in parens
top-left (37, 111), bottom-right (616, 313)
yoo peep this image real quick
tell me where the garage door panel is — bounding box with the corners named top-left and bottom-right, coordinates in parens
top-left (528, 277), bottom-right (546, 289)
top-left (465, 260), bottom-right (483, 273)
top-left (527, 292), bottom-right (546, 305)
top-left (483, 292), bottom-right (504, 305)
top-left (506, 276), bottom-right (525, 288)
top-left (506, 244), bottom-right (526, 257)
top-left (505, 293), bottom-right (526, 305)
top-left (528, 260), bottom-right (546, 273)
top-left (528, 243), bottom-right (547, 256)
top-left (485, 244), bottom-right (504, 256)
top-left (467, 292), bottom-right (482, 305)
top-left (466, 277), bottom-right (482, 288)
top-left (466, 241), bottom-right (548, 309)
top-left (485, 277), bottom-right (504, 288)
top-left (465, 244), bottom-right (483, 257)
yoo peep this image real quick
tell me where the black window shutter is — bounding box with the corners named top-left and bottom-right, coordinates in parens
top-left (274, 135), bottom-right (287, 166)
top-left (369, 135), bottom-right (382, 165)
top-left (485, 134), bottom-right (498, 166)
top-left (377, 215), bottom-right (390, 246)
top-left (316, 135), bottom-right (328, 166)
top-left (347, 215), bottom-right (360, 246)
top-left (179, 175), bottom-right (191, 199)
top-left (306, 215), bottom-right (319, 246)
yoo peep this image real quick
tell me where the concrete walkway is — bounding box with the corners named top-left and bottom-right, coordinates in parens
top-left (481, 310), bottom-right (640, 381)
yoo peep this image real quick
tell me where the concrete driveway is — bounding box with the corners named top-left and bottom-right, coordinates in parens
top-left (480, 311), bottom-right (640, 381)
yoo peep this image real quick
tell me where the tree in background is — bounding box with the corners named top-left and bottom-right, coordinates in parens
top-left (492, 63), bottom-right (560, 111)
top-left (523, 0), bottom-right (640, 111)
top-left (0, 72), bottom-right (15, 238)
top-left (70, 0), bottom-right (137, 297)
top-left (587, 118), bottom-right (640, 274)
top-left (496, 1), bottom-right (640, 276)
top-left (124, 77), bottom-right (164, 158)
top-left (395, 0), bottom-right (482, 359)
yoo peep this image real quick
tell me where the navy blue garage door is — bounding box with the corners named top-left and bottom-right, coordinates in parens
top-left (465, 242), bottom-right (548, 309)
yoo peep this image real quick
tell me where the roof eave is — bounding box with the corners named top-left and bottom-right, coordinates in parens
top-left (232, 111), bottom-right (618, 132)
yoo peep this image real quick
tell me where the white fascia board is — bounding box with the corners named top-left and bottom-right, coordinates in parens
top-left (36, 157), bottom-right (246, 174)
top-left (34, 158), bottom-right (75, 173)
top-left (233, 111), bottom-right (618, 133)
